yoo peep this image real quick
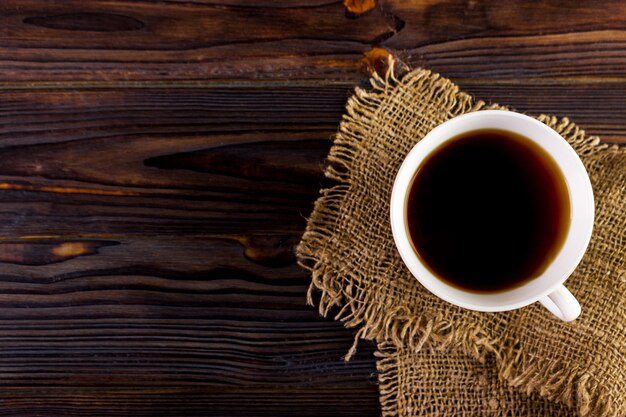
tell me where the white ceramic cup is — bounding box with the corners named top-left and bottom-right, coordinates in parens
top-left (390, 110), bottom-right (594, 322)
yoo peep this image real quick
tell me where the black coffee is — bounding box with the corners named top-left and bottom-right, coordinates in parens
top-left (406, 129), bottom-right (571, 293)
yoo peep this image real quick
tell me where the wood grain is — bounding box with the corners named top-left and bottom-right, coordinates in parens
top-left (0, 0), bottom-right (624, 415)
top-left (0, 388), bottom-right (380, 417)
top-left (0, 236), bottom-right (375, 384)
top-left (0, 0), bottom-right (397, 83)
top-left (3, 0), bottom-right (626, 85)
top-left (0, 234), bottom-right (378, 415)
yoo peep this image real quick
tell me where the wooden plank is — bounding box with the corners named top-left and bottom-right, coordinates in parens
top-left (3, 0), bottom-right (626, 84)
top-left (458, 82), bottom-right (626, 142)
top-left (0, 83), bottom-right (622, 240)
top-left (385, 0), bottom-right (626, 82)
top-left (0, 0), bottom-right (395, 83)
top-left (0, 387), bottom-right (380, 417)
top-left (397, 31), bottom-right (626, 81)
top-left (0, 234), bottom-right (377, 413)
top-left (0, 87), bottom-right (348, 235)
top-left (386, 0), bottom-right (626, 48)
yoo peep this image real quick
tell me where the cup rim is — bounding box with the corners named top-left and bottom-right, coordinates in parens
top-left (390, 110), bottom-right (594, 312)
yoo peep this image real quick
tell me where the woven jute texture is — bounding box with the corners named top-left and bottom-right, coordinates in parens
top-left (297, 62), bottom-right (626, 417)
top-left (376, 342), bottom-right (573, 416)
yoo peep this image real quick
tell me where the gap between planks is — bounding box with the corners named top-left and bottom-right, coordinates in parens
top-left (2, 76), bottom-right (626, 90)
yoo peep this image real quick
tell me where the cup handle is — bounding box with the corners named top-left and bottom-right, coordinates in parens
top-left (538, 285), bottom-right (581, 322)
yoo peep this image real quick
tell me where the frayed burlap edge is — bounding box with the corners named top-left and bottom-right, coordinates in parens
top-left (297, 58), bottom-right (623, 417)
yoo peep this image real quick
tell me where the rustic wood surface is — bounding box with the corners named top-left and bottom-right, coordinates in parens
top-left (0, 0), bottom-right (624, 415)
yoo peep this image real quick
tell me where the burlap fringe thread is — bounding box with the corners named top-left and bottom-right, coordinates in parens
top-left (297, 58), bottom-right (622, 417)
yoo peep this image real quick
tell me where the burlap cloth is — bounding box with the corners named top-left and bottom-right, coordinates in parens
top-left (297, 60), bottom-right (626, 417)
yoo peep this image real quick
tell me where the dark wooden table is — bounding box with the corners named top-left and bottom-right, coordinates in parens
top-left (0, 1), bottom-right (624, 415)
